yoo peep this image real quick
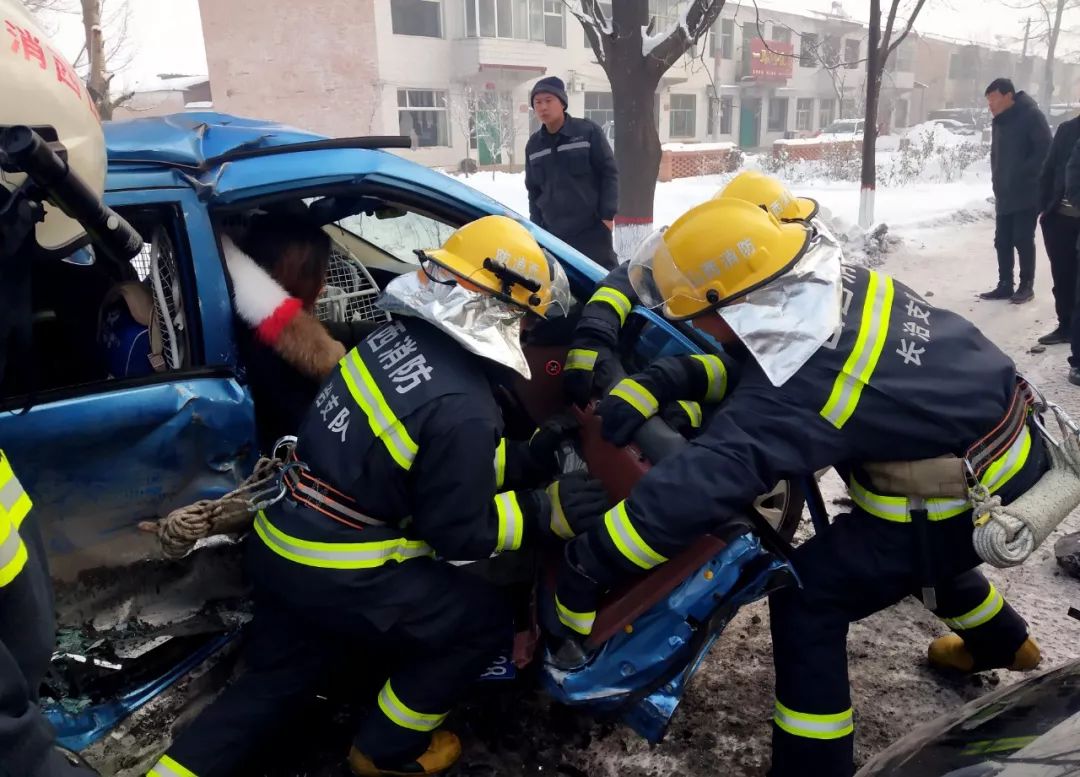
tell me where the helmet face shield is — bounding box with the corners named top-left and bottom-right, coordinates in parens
top-left (628, 228), bottom-right (715, 320)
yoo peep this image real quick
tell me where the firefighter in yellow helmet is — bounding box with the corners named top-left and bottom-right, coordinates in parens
top-left (717, 169), bottom-right (820, 222)
top-left (0, 1), bottom-right (135, 774)
top-left (561, 171), bottom-right (821, 438)
top-left (148, 215), bottom-right (611, 777)
top-left (552, 198), bottom-right (1044, 777)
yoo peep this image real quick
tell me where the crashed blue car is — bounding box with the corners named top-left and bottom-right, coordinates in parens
top-left (0, 113), bottom-right (813, 773)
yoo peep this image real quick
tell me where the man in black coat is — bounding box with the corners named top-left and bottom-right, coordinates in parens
top-left (980, 78), bottom-right (1052, 304)
top-left (1036, 113), bottom-right (1080, 354)
top-left (525, 76), bottom-right (619, 269)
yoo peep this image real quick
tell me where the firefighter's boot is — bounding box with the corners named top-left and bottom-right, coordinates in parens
top-left (348, 730), bottom-right (462, 777)
top-left (928, 634), bottom-right (1042, 673)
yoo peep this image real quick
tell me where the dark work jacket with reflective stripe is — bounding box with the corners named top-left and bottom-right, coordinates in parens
top-left (569, 264), bottom-right (1038, 583)
top-left (525, 115), bottom-right (618, 239)
top-left (573, 263), bottom-right (634, 351)
top-left (280, 318), bottom-right (518, 562)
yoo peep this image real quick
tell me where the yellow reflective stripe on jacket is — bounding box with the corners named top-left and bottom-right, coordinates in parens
top-left (820, 272), bottom-right (895, 429)
top-left (0, 452), bottom-right (30, 588)
top-left (494, 438), bottom-right (507, 490)
top-left (850, 425), bottom-right (1033, 523)
top-left (0, 452), bottom-right (31, 528)
top-left (494, 492), bottom-right (524, 552)
top-left (377, 680), bottom-right (448, 733)
top-left (340, 351), bottom-right (419, 471)
top-left (254, 511), bottom-right (433, 570)
top-left (0, 514), bottom-right (28, 588)
top-left (604, 501), bottom-right (667, 570)
top-left (610, 378), bottom-right (659, 418)
top-left (147, 754), bottom-right (199, 777)
top-left (677, 400), bottom-right (704, 428)
top-left (588, 286), bottom-right (633, 326)
top-left (565, 348), bottom-right (598, 371)
top-left (774, 700), bottom-right (854, 740)
top-left (944, 583), bottom-right (1005, 630)
top-left (556, 595), bottom-right (596, 635)
top-left (692, 354), bottom-right (729, 402)
top-left (547, 480), bottom-right (575, 540)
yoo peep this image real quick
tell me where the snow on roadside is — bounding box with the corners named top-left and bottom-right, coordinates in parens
top-left (449, 158), bottom-right (995, 268)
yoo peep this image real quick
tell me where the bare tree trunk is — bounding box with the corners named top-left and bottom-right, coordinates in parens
top-left (1043, 0), bottom-right (1066, 108)
top-left (859, 0), bottom-right (882, 229)
top-left (81, 0), bottom-right (112, 119)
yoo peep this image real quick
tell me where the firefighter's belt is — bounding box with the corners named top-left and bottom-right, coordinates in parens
top-left (862, 381), bottom-right (1033, 500)
top-left (283, 462), bottom-right (386, 531)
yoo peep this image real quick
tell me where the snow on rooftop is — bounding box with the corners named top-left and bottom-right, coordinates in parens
top-left (662, 142), bottom-right (736, 152)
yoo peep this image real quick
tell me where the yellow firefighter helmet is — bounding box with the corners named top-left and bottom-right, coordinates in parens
top-left (628, 197), bottom-right (811, 320)
top-left (420, 215), bottom-right (572, 318)
top-left (716, 170), bottom-right (820, 222)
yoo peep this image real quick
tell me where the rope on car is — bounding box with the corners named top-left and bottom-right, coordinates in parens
top-left (138, 455), bottom-right (285, 559)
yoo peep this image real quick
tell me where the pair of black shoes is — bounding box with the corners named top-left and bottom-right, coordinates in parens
top-left (979, 284), bottom-right (1034, 304)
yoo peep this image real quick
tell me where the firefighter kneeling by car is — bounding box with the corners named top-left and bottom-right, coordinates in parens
top-left (551, 195), bottom-right (1077, 777)
top-left (148, 215), bottom-right (610, 777)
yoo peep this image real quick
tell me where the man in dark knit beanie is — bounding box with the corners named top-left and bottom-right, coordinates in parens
top-left (526, 76), bottom-right (619, 269)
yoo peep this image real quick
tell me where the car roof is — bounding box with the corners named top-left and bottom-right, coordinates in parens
top-left (100, 112), bottom-right (512, 215)
top-left (103, 112), bottom-right (330, 168)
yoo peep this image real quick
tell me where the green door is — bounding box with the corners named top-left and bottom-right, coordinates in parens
top-left (739, 98), bottom-right (761, 148)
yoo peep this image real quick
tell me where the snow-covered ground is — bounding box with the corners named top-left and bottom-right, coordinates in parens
top-left (449, 154), bottom-right (993, 235)
top-left (445, 163), bottom-right (1080, 776)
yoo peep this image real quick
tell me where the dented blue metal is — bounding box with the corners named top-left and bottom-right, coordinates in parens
top-left (544, 534), bottom-right (794, 742)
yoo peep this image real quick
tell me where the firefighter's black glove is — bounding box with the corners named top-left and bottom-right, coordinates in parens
top-left (525, 411), bottom-right (581, 479)
top-left (522, 473), bottom-right (609, 541)
top-left (546, 473), bottom-right (609, 539)
top-left (562, 346), bottom-right (618, 408)
top-left (660, 400), bottom-right (705, 438)
top-left (597, 374), bottom-right (663, 447)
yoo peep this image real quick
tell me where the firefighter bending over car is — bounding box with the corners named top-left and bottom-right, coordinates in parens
top-left (553, 192), bottom-right (1046, 777)
top-left (148, 215), bottom-right (610, 777)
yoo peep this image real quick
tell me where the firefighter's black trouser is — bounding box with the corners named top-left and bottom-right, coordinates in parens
top-left (768, 445), bottom-right (1045, 777)
top-left (0, 515), bottom-right (89, 777)
top-left (162, 526), bottom-right (511, 777)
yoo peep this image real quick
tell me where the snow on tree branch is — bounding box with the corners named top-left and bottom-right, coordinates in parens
top-left (563, 0), bottom-right (611, 65)
top-left (648, 0), bottom-right (726, 71)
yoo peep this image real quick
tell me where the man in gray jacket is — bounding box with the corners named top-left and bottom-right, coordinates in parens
top-left (980, 78), bottom-right (1052, 304)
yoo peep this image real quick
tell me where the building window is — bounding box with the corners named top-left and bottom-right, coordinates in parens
top-left (799, 32), bottom-right (819, 67)
top-left (818, 98), bottom-right (835, 128)
top-left (392, 0), bottom-right (442, 37)
top-left (949, 48), bottom-right (977, 79)
top-left (844, 39), bottom-right (860, 69)
top-left (894, 40), bottom-right (913, 72)
top-left (544, 0), bottom-right (564, 47)
top-left (719, 18), bottom-right (734, 59)
top-left (720, 95), bottom-right (733, 134)
top-left (467, 0), bottom-right (535, 40)
top-left (397, 89), bottom-right (450, 147)
top-left (669, 93), bottom-right (696, 138)
top-left (772, 26), bottom-right (791, 45)
top-left (582, 1), bottom-right (612, 47)
top-left (840, 97), bottom-right (857, 119)
top-left (584, 91), bottom-right (614, 128)
top-left (796, 98), bottom-right (813, 131)
top-left (768, 97), bottom-right (788, 132)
